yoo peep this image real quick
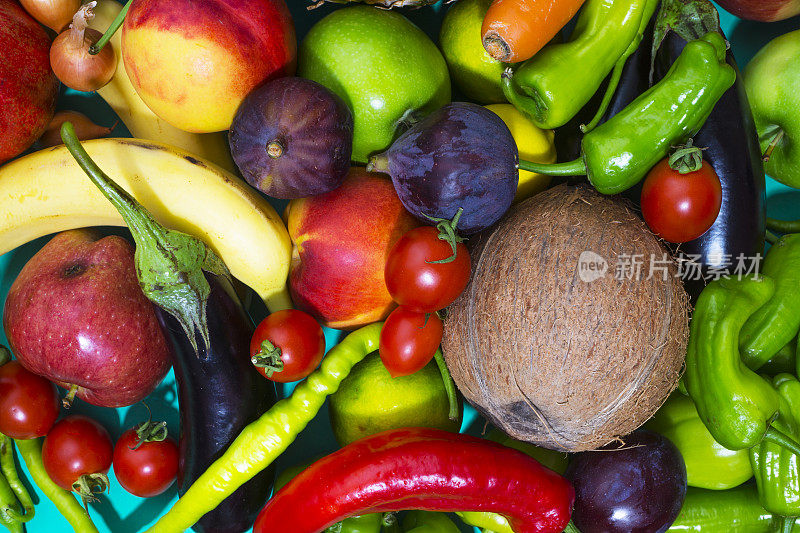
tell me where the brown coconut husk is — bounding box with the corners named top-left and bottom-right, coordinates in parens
top-left (442, 184), bottom-right (690, 452)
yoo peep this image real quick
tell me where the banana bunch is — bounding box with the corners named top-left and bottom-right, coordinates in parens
top-left (89, 0), bottom-right (237, 174)
top-left (0, 138), bottom-right (292, 312)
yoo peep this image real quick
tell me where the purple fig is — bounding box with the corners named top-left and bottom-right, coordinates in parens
top-left (367, 102), bottom-right (518, 234)
top-left (229, 77), bottom-right (354, 199)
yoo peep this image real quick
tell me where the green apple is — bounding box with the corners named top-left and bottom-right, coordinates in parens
top-left (744, 29), bottom-right (800, 189)
top-left (299, 6), bottom-right (451, 163)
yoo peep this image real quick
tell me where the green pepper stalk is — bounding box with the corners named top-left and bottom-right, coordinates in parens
top-left (145, 323), bottom-right (382, 533)
top-left (740, 234), bottom-right (800, 369)
top-left (768, 218), bottom-right (800, 235)
top-left (502, 0), bottom-right (659, 130)
top-left (750, 374), bottom-right (800, 529)
top-left (13, 438), bottom-right (99, 533)
top-left (684, 276), bottom-right (800, 459)
top-left (517, 32), bottom-right (735, 195)
top-left (0, 438), bottom-right (33, 523)
top-left (59, 122), bottom-right (231, 356)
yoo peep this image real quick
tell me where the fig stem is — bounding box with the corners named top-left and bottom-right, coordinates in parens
top-left (251, 339), bottom-right (283, 377)
top-left (668, 139), bottom-right (704, 174)
top-left (365, 153), bottom-right (389, 174)
top-left (518, 158), bottom-right (586, 176)
top-left (59, 121), bottom-right (232, 356)
top-left (89, 0), bottom-right (132, 55)
top-left (0, 346), bottom-right (10, 367)
top-left (762, 129), bottom-right (785, 163)
top-left (433, 349), bottom-right (459, 422)
top-left (62, 384), bottom-right (80, 409)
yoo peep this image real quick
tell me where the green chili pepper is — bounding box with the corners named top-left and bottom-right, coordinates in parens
top-left (750, 374), bottom-right (800, 522)
top-left (0, 467), bottom-right (23, 533)
top-left (646, 393), bottom-right (753, 490)
top-left (0, 437), bottom-right (32, 522)
top-left (667, 485), bottom-right (799, 532)
top-left (502, 0), bottom-right (658, 130)
top-left (275, 460), bottom-right (383, 533)
top-left (741, 234), bottom-right (800, 369)
top-left (146, 322), bottom-right (382, 533)
top-left (457, 511), bottom-right (513, 533)
top-left (13, 438), bottom-right (98, 533)
top-left (518, 32), bottom-right (735, 195)
top-left (684, 276), bottom-right (800, 458)
top-left (403, 510), bottom-right (460, 532)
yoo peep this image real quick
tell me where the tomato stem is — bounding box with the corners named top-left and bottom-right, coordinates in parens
top-left (71, 473), bottom-right (109, 505)
top-left (89, 0), bottom-right (132, 55)
top-left (251, 339), bottom-right (284, 377)
top-left (668, 139), bottom-right (704, 174)
top-left (425, 208), bottom-right (466, 264)
top-left (0, 346), bottom-right (10, 367)
top-left (62, 384), bottom-right (80, 409)
top-left (433, 349), bottom-right (459, 422)
top-left (132, 411), bottom-right (169, 450)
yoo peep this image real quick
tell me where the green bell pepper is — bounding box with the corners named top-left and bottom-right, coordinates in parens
top-left (518, 32), bottom-right (735, 194)
top-left (646, 393), bottom-right (753, 490)
top-left (502, 0), bottom-right (658, 129)
top-left (667, 485), bottom-right (800, 532)
top-left (751, 374), bottom-right (800, 521)
top-left (741, 234), bottom-right (800, 369)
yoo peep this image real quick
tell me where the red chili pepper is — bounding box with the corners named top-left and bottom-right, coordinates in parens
top-left (253, 427), bottom-right (574, 533)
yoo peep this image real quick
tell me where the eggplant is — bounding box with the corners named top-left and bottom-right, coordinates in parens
top-left (155, 273), bottom-right (276, 533)
top-left (653, 31), bottom-right (766, 300)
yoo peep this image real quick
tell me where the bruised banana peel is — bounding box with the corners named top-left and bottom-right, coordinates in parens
top-left (0, 138), bottom-right (292, 312)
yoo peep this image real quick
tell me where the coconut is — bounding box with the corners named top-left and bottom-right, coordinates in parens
top-left (442, 184), bottom-right (690, 452)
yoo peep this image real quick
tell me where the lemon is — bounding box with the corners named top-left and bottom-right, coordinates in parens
top-left (439, 0), bottom-right (506, 103)
top-left (486, 103), bottom-right (557, 202)
top-left (329, 352), bottom-right (461, 446)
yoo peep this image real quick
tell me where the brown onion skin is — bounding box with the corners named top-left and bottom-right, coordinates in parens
top-left (50, 26), bottom-right (116, 92)
top-left (0, 0), bottom-right (59, 164)
top-left (38, 110), bottom-right (114, 147)
top-left (20, 0), bottom-right (81, 32)
top-left (229, 77), bottom-right (353, 199)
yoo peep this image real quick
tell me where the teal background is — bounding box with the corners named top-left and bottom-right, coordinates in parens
top-left (0, 1), bottom-right (799, 532)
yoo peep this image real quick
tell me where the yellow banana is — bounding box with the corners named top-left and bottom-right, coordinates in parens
top-left (0, 138), bottom-right (292, 311)
top-left (90, 0), bottom-right (237, 174)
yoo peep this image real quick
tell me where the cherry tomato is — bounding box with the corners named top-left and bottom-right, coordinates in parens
top-left (0, 360), bottom-right (60, 439)
top-left (250, 309), bottom-right (326, 383)
top-left (379, 306), bottom-right (443, 378)
top-left (385, 226), bottom-right (471, 313)
top-left (113, 426), bottom-right (179, 498)
top-left (640, 159), bottom-right (722, 243)
top-left (42, 415), bottom-right (113, 492)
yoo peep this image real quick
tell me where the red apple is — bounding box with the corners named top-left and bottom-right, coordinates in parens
top-left (715, 0), bottom-right (800, 21)
top-left (122, 0), bottom-right (296, 133)
top-left (2, 230), bottom-right (172, 408)
top-left (286, 168), bottom-right (419, 330)
top-left (0, 0), bottom-right (58, 164)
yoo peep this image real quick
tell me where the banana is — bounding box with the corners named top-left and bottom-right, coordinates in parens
top-left (90, 0), bottom-right (237, 174)
top-left (0, 138), bottom-right (292, 311)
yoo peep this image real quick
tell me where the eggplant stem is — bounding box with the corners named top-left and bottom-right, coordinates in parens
top-left (89, 0), bottom-right (132, 55)
top-left (433, 349), bottom-right (459, 422)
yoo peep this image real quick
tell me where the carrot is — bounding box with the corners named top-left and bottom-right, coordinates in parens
top-left (481, 0), bottom-right (587, 63)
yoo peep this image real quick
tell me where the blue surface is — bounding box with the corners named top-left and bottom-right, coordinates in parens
top-left (0, 1), bottom-right (799, 532)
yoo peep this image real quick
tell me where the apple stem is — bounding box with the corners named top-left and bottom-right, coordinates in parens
top-left (763, 129), bottom-right (785, 163)
top-left (89, 0), bottom-right (132, 55)
top-left (251, 339), bottom-right (284, 377)
top-left (433, 349), bottom-right (459, 422)
top-left (62, 384), bottom-right (79, 409)
top-left (59, 121), bottom-right (232, 356)
top-left (0, 346), bottom-right (10, 367)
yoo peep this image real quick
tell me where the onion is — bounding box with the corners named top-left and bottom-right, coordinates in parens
top-left (20, 0), bottom-right (81, 32)
top-left (38, 110), bottom-right (116, 147)
top-left (50, 1), bottom-right (116, 92)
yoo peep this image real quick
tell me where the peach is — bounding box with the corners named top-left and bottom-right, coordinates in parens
top-left (286, 168), bottom-right (419, 330)
top-left (121, 0), bottom-right (296, 133)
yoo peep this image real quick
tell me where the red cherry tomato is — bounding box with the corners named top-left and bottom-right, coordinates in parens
top-left (250, 309), bottom-right (326, 383)
top-left (379, 307), bottom-right (443, 378)
top-left (0, 360), bottom-right (60, 439)
top-left (385, 226), bottom-right (471, 313)
top-left (42, 415), bottom-right (114, 492)
top-left (113, 425), bottom-right (179, 498)
top-left (640, 159), bottom-right (722, 243)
